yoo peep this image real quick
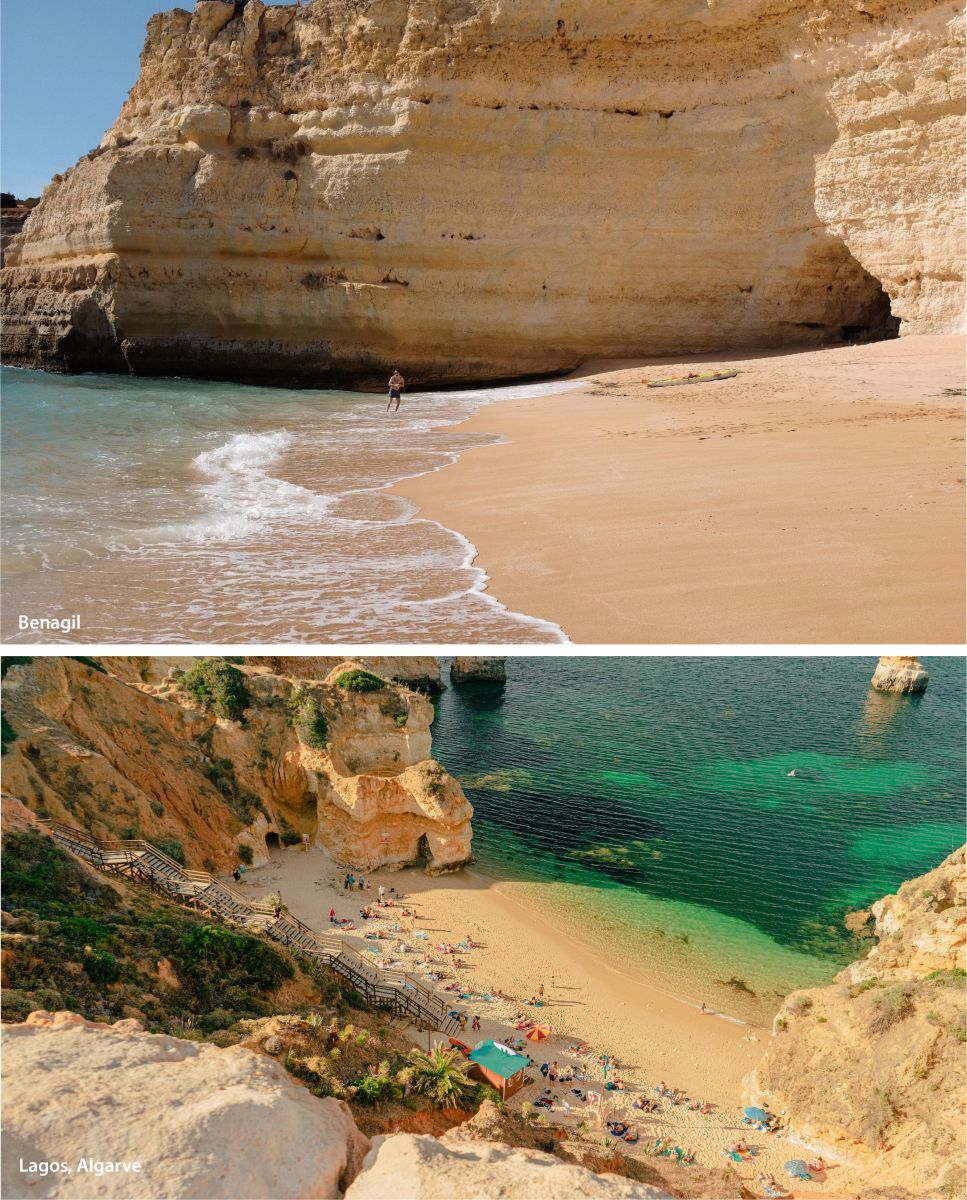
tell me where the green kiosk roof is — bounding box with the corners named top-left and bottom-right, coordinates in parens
top-left (468, 1040), bottom-right (529, 1080)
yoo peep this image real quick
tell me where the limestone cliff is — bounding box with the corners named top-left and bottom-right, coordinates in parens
top-left (752, 846), bottom-right (966, 1196)
top-left (2, 1), bottom-right (963, 385)
top-left (870, 655), bottom-right (930, 693)
top-left (0, 657), bottom-right (471, 874)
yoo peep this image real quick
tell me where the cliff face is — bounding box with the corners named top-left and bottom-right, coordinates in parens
top-left (752, 847), bottom-right (966, 1196)
top-left (2, 0), bottom-right (962, 385)
top-left (0, 657), bottom-right (471, 874)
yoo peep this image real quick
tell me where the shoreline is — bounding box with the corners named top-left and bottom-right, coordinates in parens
top-left (463, 865), bottom-right (753, 1028)
top-left (234, 846), bottom-right (873, 1195)
top-left (0, 372), bottom-right (575, 644)
top-left (391, 336), bottom-right (966, 644)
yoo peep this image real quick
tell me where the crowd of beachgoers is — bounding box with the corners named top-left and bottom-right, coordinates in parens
top-left (241, 865), bottom-right (841, 1200)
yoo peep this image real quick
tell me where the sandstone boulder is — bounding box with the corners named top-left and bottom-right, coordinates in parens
top-left (345, 1133), bottom-right (671, 1200)
top-left (1, 1011), bottom-right (370, 1199)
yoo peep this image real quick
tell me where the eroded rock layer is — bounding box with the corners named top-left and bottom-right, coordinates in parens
top-left (0, 657), bottom-right (472, 873)
top-left (752, 846), bottom-right (966, 1196)
top-left (2, 1), bottom-right (963, 385)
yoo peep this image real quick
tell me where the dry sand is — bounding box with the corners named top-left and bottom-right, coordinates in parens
top-left (232, 847), bottom-right (873, 1197)
top-left (395, 336), bottom-right (966, 644)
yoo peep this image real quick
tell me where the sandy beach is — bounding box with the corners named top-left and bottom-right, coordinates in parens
top-left (230, 847), bottom-right (873, 1197)
top-left (395, 336), bottom-right (966, 644)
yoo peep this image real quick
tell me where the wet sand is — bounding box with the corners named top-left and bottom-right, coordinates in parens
top-left (394, 336), bottom-right (966, 643)
top-left (232, 847), bottom-right (873, 1196)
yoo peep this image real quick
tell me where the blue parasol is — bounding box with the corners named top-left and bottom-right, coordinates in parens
top-left (744, 1106), bottom-right (769, 1121)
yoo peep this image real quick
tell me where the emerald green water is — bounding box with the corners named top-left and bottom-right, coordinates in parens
top-left (432, 658), bottom-right (965, 1020)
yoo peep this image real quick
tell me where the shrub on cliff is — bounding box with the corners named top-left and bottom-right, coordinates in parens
top-left (0, 830), bottom-right (300, 1035)
top-left (150, 837), bottom-right (186, 866)
top-left (182, 659), bottom-right (250, 721)
top-left (334, 669), bottom-right (385, 693)
top-left (286, 687), bottom-right (329, 749)
top-left (1, 713), bottom-right (16, 755)
top-left (177, 924), bottom-right (293, 1005)
top-left (379, 690), bottom-right (409, 728)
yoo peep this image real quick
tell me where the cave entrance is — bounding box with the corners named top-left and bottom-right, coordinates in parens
top-left (416, 834), bottom-right (431, 863)
top-left (787, 240), bottom-right (901, 346)
top-left (841, 272), bottom-right (900, 343)
top-left (265, 831), bottom-right (281, 851)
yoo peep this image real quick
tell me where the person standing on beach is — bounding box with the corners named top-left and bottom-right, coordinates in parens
top-left (387, 369), bottom-right (404, 413)
top-left (302, 832), bottom-right (310, 852)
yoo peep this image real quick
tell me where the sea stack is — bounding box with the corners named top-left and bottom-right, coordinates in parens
top-left (870, 656), bottom-right (929, 694)
top-left (451, 657), bottom-right (507, 684)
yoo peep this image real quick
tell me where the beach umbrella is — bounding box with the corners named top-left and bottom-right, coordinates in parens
top-left (743, 1106), bottom-right (769, 1122)
top-left (784, 1161), bottom-right (809, 1176)
top-left (526, 1024), bottom-right (550, 1042)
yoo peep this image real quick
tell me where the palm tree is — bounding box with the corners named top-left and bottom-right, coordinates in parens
top-left (405, 1043), bottom-right (474, 1108)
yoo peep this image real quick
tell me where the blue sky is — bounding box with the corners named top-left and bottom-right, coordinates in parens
top-left (2, 0), bottom-right (164, 197)
top-left (0, 1), bottom-right (295, 198)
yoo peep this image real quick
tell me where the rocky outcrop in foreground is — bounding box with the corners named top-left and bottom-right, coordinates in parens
top-left (0, 657), bottom-right (471, 874)
top-left (870, 655), bottom-right (930, 694)
top-left (348, 1134), bottom-right (669, 1200)
top-left (2, 1), bottom-right (962, 385)
top-left (753, 846), bottom-right (966, 1196)
top-left (1, 1013), bottom-right (669, 1200)
top-left (1, 1010), bottom-right (370, 1199)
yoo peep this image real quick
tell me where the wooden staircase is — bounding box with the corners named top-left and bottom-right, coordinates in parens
top-left (39, 820), bottom-right (459, 1034)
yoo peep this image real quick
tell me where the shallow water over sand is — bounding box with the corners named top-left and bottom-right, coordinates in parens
top-left (1, 368), bottom-right (576, 642)
top-left (432, 657), bottom-right (966, 1021)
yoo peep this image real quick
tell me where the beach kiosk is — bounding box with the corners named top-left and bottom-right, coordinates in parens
top-left (466, 1040), bottom-right (529, 1101)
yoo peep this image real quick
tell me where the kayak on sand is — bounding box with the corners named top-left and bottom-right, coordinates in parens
top-left (644, 369), bottom-right (739, 388)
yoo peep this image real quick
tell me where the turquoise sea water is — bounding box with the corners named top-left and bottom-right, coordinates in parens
top-left (432, 657), bottom-right (966, 1020)
top-left (0, 367), bottom-right (572, 642)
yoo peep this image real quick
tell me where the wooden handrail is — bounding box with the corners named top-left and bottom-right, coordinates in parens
top-left (38, 820), bottom-right (455, 1032)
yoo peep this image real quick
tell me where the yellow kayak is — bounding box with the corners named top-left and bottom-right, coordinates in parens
top-left (645, 369), bottom-right (739, 388)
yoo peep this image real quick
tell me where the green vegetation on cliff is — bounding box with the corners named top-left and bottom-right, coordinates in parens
top-left (286, 687), bottom-right (329, 750)
top-left (182, 658), bottom-right (251, 721)
top-left (334, 669), bottom-right (385, 693)
top-left (1, 830), bottom-right (302, 1037)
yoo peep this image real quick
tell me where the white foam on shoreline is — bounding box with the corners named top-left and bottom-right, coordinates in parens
top-left (2, 370), bottom-right (580, 641)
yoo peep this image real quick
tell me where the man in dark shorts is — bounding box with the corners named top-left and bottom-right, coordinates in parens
top-left (387, 369), bottom-right (404, 412)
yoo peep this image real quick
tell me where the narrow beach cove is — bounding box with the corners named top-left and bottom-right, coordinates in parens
top-left (227, 654), bottom-right (964, 1196)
